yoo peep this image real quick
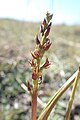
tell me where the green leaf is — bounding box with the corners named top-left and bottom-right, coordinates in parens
top-left (38, 70), bottom-right (79, 120)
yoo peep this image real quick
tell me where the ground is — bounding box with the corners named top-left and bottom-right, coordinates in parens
top-left (0, 19), bottom-right (80, 120)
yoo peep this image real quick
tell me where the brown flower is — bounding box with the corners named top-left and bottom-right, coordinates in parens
top-left (40, 25), bottom-right (44, 35)
top-left (42, 38), bottom-right (52, 51)
top-left (31, 50), bottom-right (40, 59)
top-left (32, 71), bottom-right (38, 80)
top-left (26, 81), bottom-right (31, 92)
top-left (42, 18), bottom-right (46, 26)
top-left (47, 22), bottom-right (52, 29)
top-left (40, 57), bottom-right (51, 69)
top-left (44, 26), bottom-right (50, 37)
top-left (43, 57), bottom-right (50, 68)
top-left (29, 59), bottom-right (35, 67)
top-left (36, 34), bottom-right (40, 45)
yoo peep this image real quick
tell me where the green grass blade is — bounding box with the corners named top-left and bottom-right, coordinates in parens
top-left (38, 69), bottom-right (79, 120)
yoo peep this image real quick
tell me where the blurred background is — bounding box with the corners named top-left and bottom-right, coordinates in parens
top-left (0, 0), bottom-right (80, 120)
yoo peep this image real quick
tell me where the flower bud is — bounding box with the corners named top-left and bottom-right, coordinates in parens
top-left (42, 18), bottom-right (46, 26)
top-left (42, 39), bottom-right (52, 51)
top-left (29, 59), bottom-right (35, 67)
top-left (34, 50), bottom-right (40, 58)
top-left (40, 57), bottom-right (50, 69)
top-left (47, 22), bottom-right (52, 29)
top-left (31, 50), bottom-right (40, 59)
top-left (46, 12), bottom-right (53, 22)
top-left (26, 81), bottom-right (31, 92)
top-left (48, 14), bottom-right (53, 21)
top-left (32, 71), bottom-right (38, 80)
top-left (31, 52), bottom-right (37, 59)
top-left (36, 34), bottom-right (40, 45)
top-left (40, 25), bottom-right (44, 36)
top-left (44, 27), bottom-right (50, 37)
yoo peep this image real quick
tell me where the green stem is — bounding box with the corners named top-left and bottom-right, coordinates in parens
top-left (38, 69), bottom-right (80, 120)
top-left (65, 68), bottom-right (80, 120)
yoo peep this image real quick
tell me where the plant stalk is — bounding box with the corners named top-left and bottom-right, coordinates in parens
top-left (65, 67), bottom-right (80, 120)
top-left (38, 69), bottom-right (80, 120)
top-left (32, 87), bottom-right (37, 120)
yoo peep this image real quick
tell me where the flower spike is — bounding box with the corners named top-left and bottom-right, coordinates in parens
top-left (28, 12), bottom-right (53, 120)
